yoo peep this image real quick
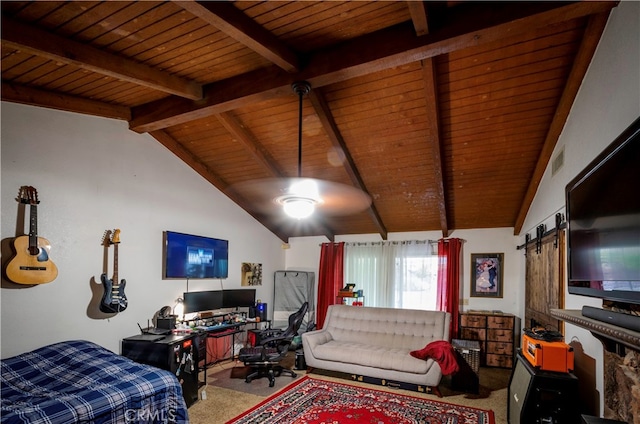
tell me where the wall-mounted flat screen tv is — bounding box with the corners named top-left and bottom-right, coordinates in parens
top-left (566, 117), bottom-right (640, 305)
top-left (163, 231), bottom-right (229, 279)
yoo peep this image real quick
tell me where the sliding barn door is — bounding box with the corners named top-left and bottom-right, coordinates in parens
top-left (525, 230), bottom-right (565, 333)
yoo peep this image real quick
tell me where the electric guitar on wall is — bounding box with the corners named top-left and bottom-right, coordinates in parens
top-left (6, 186), bottom-right (58, 285)
top-left (100, 229), bottom-right (128, 313)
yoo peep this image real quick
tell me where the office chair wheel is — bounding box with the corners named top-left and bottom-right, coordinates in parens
top-left (245, 377), bottom-right (252, 383)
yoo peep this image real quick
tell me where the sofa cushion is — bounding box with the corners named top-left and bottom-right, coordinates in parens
top-left (312, 340), bottom-right (435, 374)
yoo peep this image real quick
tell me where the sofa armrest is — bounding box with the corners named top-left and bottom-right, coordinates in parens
top-left (301, 329), bottom-right (333, 351)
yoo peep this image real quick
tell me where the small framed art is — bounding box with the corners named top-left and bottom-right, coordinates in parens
top-left (241, 262), bottom-right (263, 286)
top-left (470, 253), bottom-right (504, 298)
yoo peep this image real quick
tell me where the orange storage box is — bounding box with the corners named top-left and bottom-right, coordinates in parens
top-left (522, 334), bottom-right (574, 373)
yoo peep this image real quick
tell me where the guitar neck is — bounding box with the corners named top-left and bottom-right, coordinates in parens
top-left (28, 204), bottom-right (39, 255)
top-left (113, 243), bottom-right (119, 285)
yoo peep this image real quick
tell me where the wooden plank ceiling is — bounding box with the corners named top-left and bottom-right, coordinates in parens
top-left (1, 1), bottom-right (618, 242)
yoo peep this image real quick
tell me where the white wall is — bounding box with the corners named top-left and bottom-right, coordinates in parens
top-left (519, 0), bottom-right (639, 413)
top-left (285, 228), bottom-right (523, 316)
top-left (1, 103), bottom-right (285, 358)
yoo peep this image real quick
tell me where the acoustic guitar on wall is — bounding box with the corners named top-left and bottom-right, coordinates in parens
top-left (100, 229), bottom-right (128, 313)
top-left (6, 186), bottom-right (58, 285)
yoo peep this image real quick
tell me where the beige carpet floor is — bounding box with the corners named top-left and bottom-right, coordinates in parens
top-left (188, 357), bottom-right (511, 424)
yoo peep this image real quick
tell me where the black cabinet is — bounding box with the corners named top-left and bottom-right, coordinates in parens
top-left (508, 350), bottom-right (579, 424)
top-left (121, 333), bottom-right (202, 407)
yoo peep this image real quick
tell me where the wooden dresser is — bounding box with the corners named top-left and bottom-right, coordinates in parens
top-left (460, 311), bottom-right (515, 368)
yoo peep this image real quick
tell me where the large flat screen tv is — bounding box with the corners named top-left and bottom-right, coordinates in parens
top-left (566, 117), bottom-right (640, 305)
top-left (163, 231), bottom-right (229, 279)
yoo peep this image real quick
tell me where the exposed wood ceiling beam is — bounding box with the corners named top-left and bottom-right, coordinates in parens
top-left (513, 11), bottom-right (612, 235)
top-left (129, 1), bottom-right (615, 133)
top-left (1, 82), bottom-right (131, 121)
top-left (149, 129), bottom-right (293, 242)
top-left (407, 1), bottom-right (429, 36)
top-left (305, 220), bottom-right (336, 243)
top-left (420, 58), bottom-right (448, 238)
top-left (215, 112), bottom-right (285, 177)
top-left (175, 1), bottom-right (301, 73)
top-left (1, 15), bottom-right (203, 101)
top-left (307, 88), bottom-right (388, 240)
top-left (149, 129), bottom-right (230, 189)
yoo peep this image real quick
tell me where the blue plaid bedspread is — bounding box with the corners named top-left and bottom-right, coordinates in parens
top-left (1, 340), bottom-right (189, 424)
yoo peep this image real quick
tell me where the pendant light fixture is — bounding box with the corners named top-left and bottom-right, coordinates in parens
top-left (226, 82), bottom-right (372, 220)
top-left (276, 82), bottom-right (320, 219)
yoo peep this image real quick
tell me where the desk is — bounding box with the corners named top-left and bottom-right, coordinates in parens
top-left (197, 322), bottom-right (247, 366)
top-left (121, 332), bottom-right (203, 407)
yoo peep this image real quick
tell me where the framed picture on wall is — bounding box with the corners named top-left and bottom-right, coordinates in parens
top-left (241, 262), bottom-right (263, 286)
top-left (470, 253), bottom-right (504, 298)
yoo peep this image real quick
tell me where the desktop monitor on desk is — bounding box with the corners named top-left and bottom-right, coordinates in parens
top-left (183, 289), bottom-right (256, 317)
top-left (183, 290), bottom-right (223, 314)
top-left (222, 289), bottom-right (256, 308)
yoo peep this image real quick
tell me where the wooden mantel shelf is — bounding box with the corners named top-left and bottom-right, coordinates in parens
top-left (550, 309), bottom-right (640, 351)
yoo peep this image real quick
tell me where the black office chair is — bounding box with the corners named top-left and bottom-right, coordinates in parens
top-left (238, 302), bottom-right (309, 387)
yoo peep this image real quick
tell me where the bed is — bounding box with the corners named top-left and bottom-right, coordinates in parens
top-left (1, 340), bottom-right (189, 424)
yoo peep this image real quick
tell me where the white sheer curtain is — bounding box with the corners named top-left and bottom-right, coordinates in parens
top-left (344, 240), bottom-right (438, 310)
top-left (343, 242), bottom-right (392, 307)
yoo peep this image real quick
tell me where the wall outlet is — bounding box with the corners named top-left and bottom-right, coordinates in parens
top-left (461, 298), bottom-right (469, 305)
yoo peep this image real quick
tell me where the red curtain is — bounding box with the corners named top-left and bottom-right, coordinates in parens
top-left (436, 238), bottom-right (462, 340)
top-left (316, 242), bottom-right (344, 329)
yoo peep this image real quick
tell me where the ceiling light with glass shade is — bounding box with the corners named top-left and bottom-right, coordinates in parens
top-left (225, 81), bottom-right (372, 222)
top-left (277, 178), bottom-right (324, 219)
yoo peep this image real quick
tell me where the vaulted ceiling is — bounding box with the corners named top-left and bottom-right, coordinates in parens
top-left (1, 1), bottom-right (618, 242)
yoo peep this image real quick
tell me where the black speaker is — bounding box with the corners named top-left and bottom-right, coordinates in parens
top-left (248, 306), bottom-right (256, 318)
top-left (508, 351), bottom-right (580, 424)
top-left (156, 316), bottom-right (176, 330)
top-left (257, 302), bottom-right (267, 321)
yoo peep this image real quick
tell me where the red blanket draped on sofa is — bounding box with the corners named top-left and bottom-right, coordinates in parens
top-left (410, 340), bottom-right (459, 375)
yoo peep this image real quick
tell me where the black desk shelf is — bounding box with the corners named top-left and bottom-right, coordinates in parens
top-left (121, 332), bottom-right (203, 407)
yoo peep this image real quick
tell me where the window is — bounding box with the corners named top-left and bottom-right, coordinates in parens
top-left (344, 241), bottom-right (438, 310)
top-left (395, 254), bottom-right (438, 310)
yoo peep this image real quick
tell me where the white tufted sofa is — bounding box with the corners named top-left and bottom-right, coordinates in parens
top-left (301, 304), bottom-right (450, 395)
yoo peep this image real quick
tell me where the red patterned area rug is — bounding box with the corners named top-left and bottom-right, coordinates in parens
top-left (226, 376), bottom-right (495, 424)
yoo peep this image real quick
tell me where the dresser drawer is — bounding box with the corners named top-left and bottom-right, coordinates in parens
top-left (487, 328), bottom-right (512, 342)
top-left (461, 327), bottom-right (486, 341)
top-left (486, 353), bottom-right (513, 368)
top-left (461, 315), bottom-right (487, 328)
top-left (460, 311), bottom-right (516, 369)
top-left (486, 341), bottom-right (513, 356)
top-left (487, 315), bottom-right (514, 329)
